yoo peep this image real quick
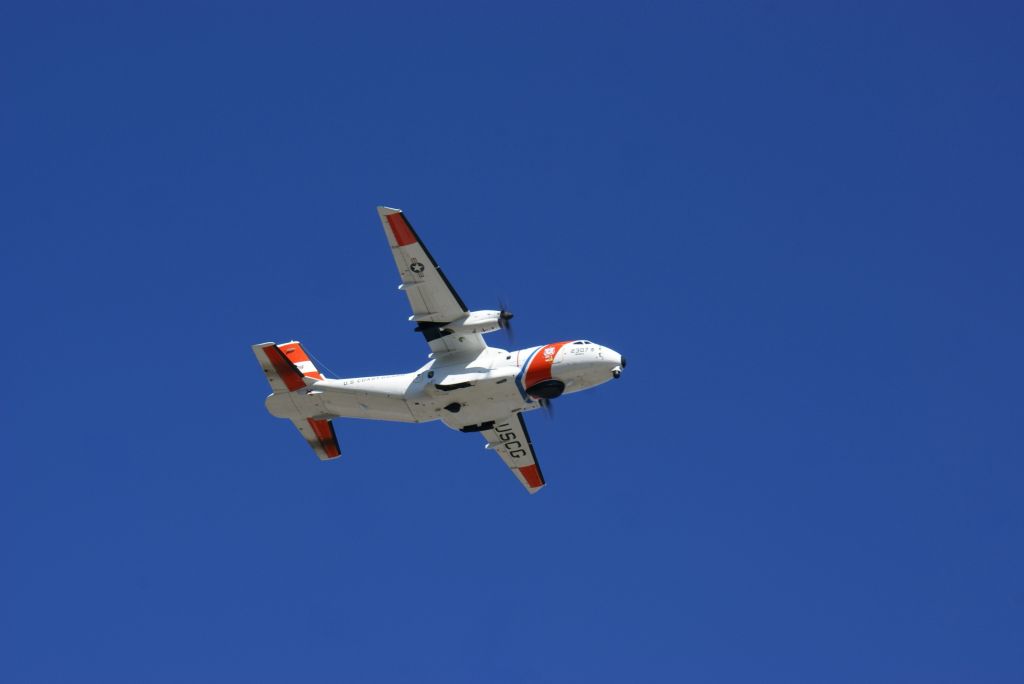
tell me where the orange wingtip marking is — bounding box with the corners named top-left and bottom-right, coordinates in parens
top-left (519, 464), bottom-right (544, 488)
top-left (386, 212), bottom-right (417, 246)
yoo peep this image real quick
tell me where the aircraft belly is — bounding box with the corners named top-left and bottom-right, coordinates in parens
top-left (323, 393), bottom-right (415, 419)
top-left (317, 390), bottom-right (417, 422)
top-left (316, 375), bottom-right (420, 423)
top-left (437, 375), bottom-right (532, 429)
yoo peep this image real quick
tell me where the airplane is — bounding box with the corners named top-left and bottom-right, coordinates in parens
top-left (251, 207), bottom-right (626, 493)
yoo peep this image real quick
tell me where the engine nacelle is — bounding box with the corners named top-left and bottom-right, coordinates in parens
top-left (413, 309), bottom-right (512, 342)
top-left (526, 379), bottom-right (565, 400)
top-left (446, 310), bottom-right (504, 335)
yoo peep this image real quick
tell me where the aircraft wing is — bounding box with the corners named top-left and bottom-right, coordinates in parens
top-left (478, 414), bottom-right (546, 494)
top-left (377, 206), bottom-right (486, 356)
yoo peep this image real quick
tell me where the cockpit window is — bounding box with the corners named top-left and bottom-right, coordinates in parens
top-left (573, 340), bottom-right (593, 345)
top-left (573, 341), bottom-right (584, 345)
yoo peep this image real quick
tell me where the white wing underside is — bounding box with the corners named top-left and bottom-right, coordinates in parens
top-left (377, 206), bottom-right (486, 357)
top-left (376, 207), bottom-right (544, 493)
top-left (480, 414), bottom-right (546, 494)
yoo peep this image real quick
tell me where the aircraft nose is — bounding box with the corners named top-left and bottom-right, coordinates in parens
top-left (608, 348), bottom-right (625, 379)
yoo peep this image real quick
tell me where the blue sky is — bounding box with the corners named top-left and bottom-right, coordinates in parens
top-left (3, 2), bottom-right (1023, 681)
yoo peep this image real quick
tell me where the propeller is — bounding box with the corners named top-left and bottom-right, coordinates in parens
top-left (539, 397), bottom-right (555, 419)
top-left (497, 298), bottom-right (515, 342)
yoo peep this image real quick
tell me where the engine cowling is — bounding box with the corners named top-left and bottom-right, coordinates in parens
top-left (413, 309), bottom-right (513, 341)
top-left (448, 310), bottom-right (504, 335)
top-left (526, 379), bottom-right (565, 400)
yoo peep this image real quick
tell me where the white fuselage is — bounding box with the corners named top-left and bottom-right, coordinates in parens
top-left (264, 341), bottom-right (625, 431)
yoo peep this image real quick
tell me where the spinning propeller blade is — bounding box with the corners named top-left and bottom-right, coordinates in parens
top-left (498, 298), bottom-right (515, 342)
top-left (539, 398), bottom-right (555, 419)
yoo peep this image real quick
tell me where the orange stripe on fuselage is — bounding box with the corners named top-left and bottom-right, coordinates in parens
top-left (523, 341), bottom-right (572, 389)
top-left (386, 213), bottom-right (417, 246)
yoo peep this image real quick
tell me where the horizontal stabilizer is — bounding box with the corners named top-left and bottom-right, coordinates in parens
top-left (252, 341), bottom-right (324, 393)
top-left (291, 417), bottom-right (342, 461)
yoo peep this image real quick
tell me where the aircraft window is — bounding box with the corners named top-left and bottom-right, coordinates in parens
top-left (573, 341), bottom-right (584, 345)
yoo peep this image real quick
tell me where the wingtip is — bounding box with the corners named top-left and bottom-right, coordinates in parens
top-left (377, 206), bottom-right (402, 216)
